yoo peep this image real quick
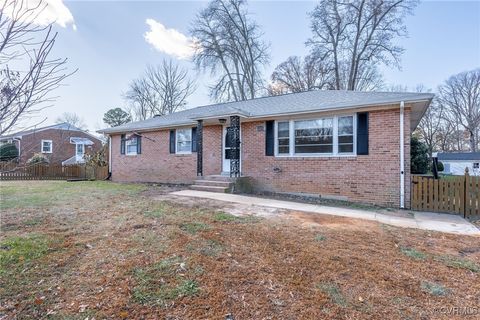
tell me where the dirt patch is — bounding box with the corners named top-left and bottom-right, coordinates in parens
top-left (1, 181), bottom-right (479, 319)
top-left (286, 210), bottom-right (380, 231)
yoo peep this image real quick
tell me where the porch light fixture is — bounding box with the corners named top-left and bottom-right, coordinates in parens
top-left (219, 118), bottom-right (227, 124)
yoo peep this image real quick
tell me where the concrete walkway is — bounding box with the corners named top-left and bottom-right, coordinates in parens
top-left (171, 190), bottom-right (480, 236)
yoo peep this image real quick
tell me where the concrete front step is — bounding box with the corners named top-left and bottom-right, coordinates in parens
top-left (199, 175), bottom-right (236, 182)
top-left (194, 180), bottom-right (233, 187)
top-left (190, 184), bottom-right (230, 193)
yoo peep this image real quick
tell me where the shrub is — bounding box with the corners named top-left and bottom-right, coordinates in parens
top-left (84, 143), bottom-right (108, 166)
top-left (26, 153), bottom-right (49, 166)
top-left (411, 137), bottom-right (429, 174)
top-left (437, 161), bottom-right (444, 172)
top-left (0, 143), bottom-right (18, 161)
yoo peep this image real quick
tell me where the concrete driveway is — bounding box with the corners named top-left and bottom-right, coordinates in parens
top-left (171, 190), bottom-right (480, 236)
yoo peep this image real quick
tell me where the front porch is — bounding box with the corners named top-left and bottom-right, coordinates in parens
top-left (195, 115), bottom-right (243, 179)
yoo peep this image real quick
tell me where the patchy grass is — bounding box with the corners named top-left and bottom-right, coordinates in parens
top-left (1, 180), bottom-right (480, 319)
top-left (400, 247), bottom-right (428, 261)
top-left (421, 281), bottom-right (448, 296)
top-left (132, 256), bottom-right (199, 306)
top-left (213, 212), bottom-right (238, 222)
top-left (0, 181), bottom-right (144, 209)
top-left (179, 222), bottom-right (210, 234)
top-left (187, 239), bottom-right (224, 257)
top-left (0, 234), bottom-right (50, 274)
top-left (143, 202), bottom-right (181, 218)
top-left (317, 282), bottom-right (348, 307)
top-left (434, 254), bottom-right (480, 272)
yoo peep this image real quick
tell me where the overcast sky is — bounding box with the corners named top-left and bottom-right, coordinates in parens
top-left (8, 0), bottom-right (480, 133)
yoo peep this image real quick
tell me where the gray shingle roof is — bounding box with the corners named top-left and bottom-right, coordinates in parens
top-left (437, 152), bottom-right (480, 161)
top-left (0, 122), bottom-right (85, 140)
top-left (98, 90), bottom-right (434, 134)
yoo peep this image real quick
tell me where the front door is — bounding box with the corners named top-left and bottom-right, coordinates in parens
top-left (76, 143), bottom-right (84, 161)
top-left (222, 126), bottom-right (231, 173)
top-left (222, 126), bottom-right (242, 174)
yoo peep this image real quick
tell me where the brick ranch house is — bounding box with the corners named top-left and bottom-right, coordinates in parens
top-left (99, 90), bottom-right (434, 208)
top-left (0, 123), bottom-right (103, 165)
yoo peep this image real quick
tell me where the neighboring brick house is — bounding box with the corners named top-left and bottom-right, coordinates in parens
top-left (0, 123), bottom-right (103, 165)
top-left (98, 90), bottom-right (434, 208)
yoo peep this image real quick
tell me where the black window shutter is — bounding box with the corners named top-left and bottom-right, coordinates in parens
top-left (136, 135), bottom-right (142, 154)
top-left (357, 112), bottom-right (369, 155)
top-left (191, 127), bottom-right (197, 152)
top-left (169, 130), bottom-right (176, 154)
top-left (120, 134), bottom-right (125, 155)
top-left (265, 120), bottom-right (274, 156)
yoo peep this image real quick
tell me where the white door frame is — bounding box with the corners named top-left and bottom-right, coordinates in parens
top-left (75, 143), bottom-right (85, 160)
top-left (222, 125), bottom-right (241, 174)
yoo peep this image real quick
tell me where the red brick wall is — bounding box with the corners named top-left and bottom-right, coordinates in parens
top-left (241, 108), bottom-right (411, 208)
top-left (109, 108), bottom-right (411, 208)
top-left (110, 125), bottom-right (223, 184)
top-left (18, 129), bottom-right (102, 165)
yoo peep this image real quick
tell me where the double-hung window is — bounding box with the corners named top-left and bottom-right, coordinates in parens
top-left (41, 140), bottom-right (52, 153)
top-left (337, 116), bottom-right (354, 153)
top-left (275, 115), bottom-right (355, 156)
top-left (126, 137), bottom-right (138, 155)
top-left (277, 121), bottom-right (290, 154)
top-left (176, 128), bottom-right (192, 153)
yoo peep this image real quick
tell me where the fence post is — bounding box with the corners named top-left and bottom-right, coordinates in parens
top-left (464, 168), bottom-right (469, 218)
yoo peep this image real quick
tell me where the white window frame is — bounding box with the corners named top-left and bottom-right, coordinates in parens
top-left (125, 136), bottom-right (138, 156)
top-left (41, 139), bottom-right (53, 153)
top-left (176, 128), bottom-right (192, 154)
top-left (274, 114), bottom-right (357, 157)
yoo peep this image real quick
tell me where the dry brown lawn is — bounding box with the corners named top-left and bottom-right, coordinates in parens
top-left (0, 181), bottom-right (479, 319)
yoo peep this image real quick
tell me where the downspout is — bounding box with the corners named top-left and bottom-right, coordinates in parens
top-left (400, 101), bottom-right (405, 209)
top-left (15, 138), bottom-right (21, 163)
top-left (108, 135), bottom-right (112, 174)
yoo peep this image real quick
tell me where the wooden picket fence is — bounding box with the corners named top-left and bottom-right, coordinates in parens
top-left (0, 163), bottom-right (109, 181)
top-left (412, 172), bottom-right (480, 220)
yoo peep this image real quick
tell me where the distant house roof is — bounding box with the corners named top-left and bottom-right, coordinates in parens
top-left (98, 90), bottom-right (434, 134)
top-left (437, 152), bottom-right (480, 161)
top-left (70, 137), bottom-right (94, 145)
top-left (0, 123), bottom-right (98, 141)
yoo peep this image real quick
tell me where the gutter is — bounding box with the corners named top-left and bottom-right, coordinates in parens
top-left (400, 101), bottom-right (405, 209)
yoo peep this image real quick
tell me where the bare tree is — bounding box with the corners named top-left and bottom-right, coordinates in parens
top-left (438, 69), bottom-right (480, 152)
top-left (55, 112), bottom-right (87, 130)
top-left (124, 60), bottom-right (195, 120)
top-left (268, 55), bottom-right (334, 95)
top-left (190, 0), bottom-right (270, 102)
top-left (417, 100), bottom-right (444, 157)
top-left (0, 0), bottom-right (74, 135)
top-left (307, 0), bottom-right (417, 91)
top-left (124, 77), bottom-right (157, 121)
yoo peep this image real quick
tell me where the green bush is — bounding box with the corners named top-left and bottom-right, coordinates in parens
top-left (411, 137), bottom-right (429, 174)
top-left (26, 153), bottom-right (49, 166)
top-left (437, 161), bottom-right (444, 172)
top-left (0, 143), bottom-right (18, 161)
